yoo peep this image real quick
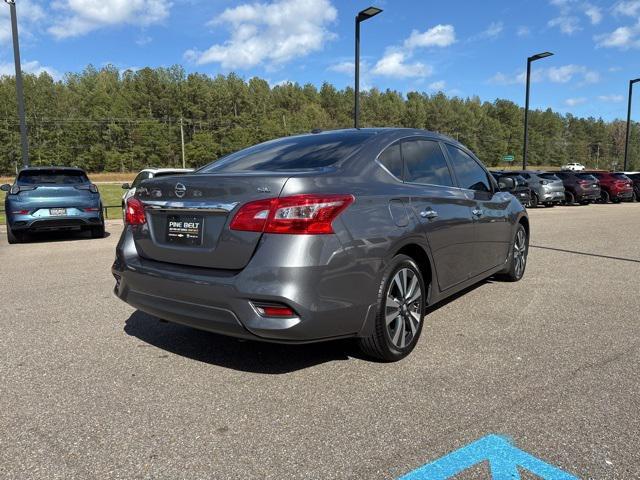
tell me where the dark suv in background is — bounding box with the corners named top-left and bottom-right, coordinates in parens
top-left (625, 173), bottom-right (640, 201)
top-left (554, 171), bottom-right (601, 205)
top-left (584, 171), bottom-right (633, 203)
top-left (490, 172), bottom-right (531, 206)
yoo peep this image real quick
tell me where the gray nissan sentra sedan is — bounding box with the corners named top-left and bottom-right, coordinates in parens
top-left (113, 129), bottom-right (528, 361)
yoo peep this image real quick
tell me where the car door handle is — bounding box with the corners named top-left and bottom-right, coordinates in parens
top-left (420, 209), bottom-right (438, 219)
top-left (472, 208), bottom-right (484, 217)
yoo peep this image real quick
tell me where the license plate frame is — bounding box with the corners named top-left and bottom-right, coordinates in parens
top-left (166, 215), bottom-right (204, 246)
top-left (49, 208), bottom-right (67, 216)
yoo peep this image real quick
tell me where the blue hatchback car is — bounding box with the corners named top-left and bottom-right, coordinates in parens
top-left (1, 167), bottom-right (105, 244)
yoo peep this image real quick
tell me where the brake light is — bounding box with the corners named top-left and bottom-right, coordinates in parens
top-left (125, 197), bottom-right (146, 225)
top-left (230, 194), bottom-right (354, 234)
top-left (76, 184), bottom-right (99, 193)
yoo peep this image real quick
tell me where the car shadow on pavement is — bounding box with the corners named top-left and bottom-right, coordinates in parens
top-left (124, 310), bottom-right (354, 374)
top-left (22, 230), bottom-right (111, 243)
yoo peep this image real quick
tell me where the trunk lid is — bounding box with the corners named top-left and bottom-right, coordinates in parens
top-left (133, 173), bottom-right (290, 269)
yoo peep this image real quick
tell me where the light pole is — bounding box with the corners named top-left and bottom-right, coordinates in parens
top-left (522, 51), bottom-right (553, 170)
top-left (4, 0), bottom-right (29, 168)
top-left (354, 6), bottom-right (382, 129)
top-left (623, 78), bottom-right (640, 171)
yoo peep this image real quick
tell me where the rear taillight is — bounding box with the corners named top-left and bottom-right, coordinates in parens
top-left (125, 197), bottom-right (147, 225)
top-left (76, 184), bottom-right (99, 193)
top-left (83, 207), bottom-right (100, 212)
top-left (230, 194), bottom-right (354, 235)
top-left (9, 185), bottom-right (35, 195)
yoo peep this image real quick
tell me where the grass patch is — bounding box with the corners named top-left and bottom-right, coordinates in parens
top-left (1, 183), bottom-right (125, 225)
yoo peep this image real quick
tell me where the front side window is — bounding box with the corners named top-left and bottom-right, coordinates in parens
top-left (378, 143), bottom-right (402, 178)
top-left (445, 145), bottom-right (491, 193)
top-left (402, 140), bottom-right (453, 187)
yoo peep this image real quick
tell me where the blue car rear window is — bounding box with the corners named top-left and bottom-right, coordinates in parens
top-left (17, 170), bottom-right (89, 185)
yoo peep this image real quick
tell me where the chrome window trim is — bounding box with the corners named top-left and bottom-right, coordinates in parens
top-left (142, 200), bottom-right (239, 213)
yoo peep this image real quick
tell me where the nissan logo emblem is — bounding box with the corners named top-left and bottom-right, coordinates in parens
top-left (175, 183), bottom-right (187, 198)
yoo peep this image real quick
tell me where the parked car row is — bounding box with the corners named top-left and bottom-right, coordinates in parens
top-left (490, 169), bottom-right (637, 207)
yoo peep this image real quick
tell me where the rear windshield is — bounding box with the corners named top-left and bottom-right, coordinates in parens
top-left (198, 133), bottom-right (375, 173)
top-left (17, 170), bottom-right (89, 185)
top-left (539, 173), bottom-right (559, 180)
top-left (577, 173), bottom-right (597, 181)
top-left (612, 173), bottom-right (630, 180)
top-left (153, 171), bottom-right (190, 179)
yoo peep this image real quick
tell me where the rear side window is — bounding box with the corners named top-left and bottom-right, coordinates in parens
top-left (17, 170), bottom-right (88, 185)
top-left (199, 132), bottom-right (374, 173)
top-left (378, 143), bottom-right (402, 178)
top-left (402, 140), bottom-right (453, 187)
top-left (445, 145), bottom-right (491, 193)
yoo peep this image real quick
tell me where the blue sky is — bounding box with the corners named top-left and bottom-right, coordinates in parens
top-left (1, 0), bottom-right (640, 120)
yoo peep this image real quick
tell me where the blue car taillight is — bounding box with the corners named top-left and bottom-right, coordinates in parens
top-left (9, 185), bottom-right (36, 195)
top-left (75, 184), bottom-right (99, 193)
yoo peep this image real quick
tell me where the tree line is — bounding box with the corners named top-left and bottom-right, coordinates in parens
top-left (0, 64), bottom-right (637, 175)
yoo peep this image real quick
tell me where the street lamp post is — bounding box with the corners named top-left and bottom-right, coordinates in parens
top-left (4, 0), bottom-right (29, 168)
top-left (354, 6), bottom-right (382, 129)
top-left (623, 78), bottom-right (640, 172)
top-left (522, 51), bottom-right (553, 170)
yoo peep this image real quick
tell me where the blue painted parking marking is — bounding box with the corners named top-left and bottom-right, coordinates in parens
top-left (398, 434), bottom-right (578, 480)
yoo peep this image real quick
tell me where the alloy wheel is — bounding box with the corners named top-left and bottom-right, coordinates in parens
top-left (385, 268), bottom-right (423, 349)
top-left (513, 228), bottom-right (527, 279)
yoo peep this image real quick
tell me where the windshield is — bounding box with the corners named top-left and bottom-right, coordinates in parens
top-left (198, 132), bottom-right (375, 173)
top-left (577, 173), bottom-right (597, 181)
top-left (540, 173), bottom-right (559, 181)
top-left (17, 170), bottom-right (89, 185)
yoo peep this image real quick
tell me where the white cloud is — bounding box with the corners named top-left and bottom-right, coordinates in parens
top-left (483, 21), bottom-right (504, 38)
top-left (185, 0), bottom-right (337, 69)
top-left (565, 97), bottom-right (587, 106)
top-left (517, 26), bottom-right (531, 37)
top-left (371, 51), bottom-right (431, 78)
top-left (328, 61), bottom-right (355, 76)
top-left (0, 60), bottom-right (60, 80)
top-left (614, 0), bottom-right (640, 17)
top-left (403, 24), bottom-right (456, 49)
top-left (598, 94), bottom-right (624, 102)
top-left (548, 15), bottom-right (582, 34)
top-left (49, 0), bottom-right (171, 39)
top-left (428, 80), bottom-right (446, 91)
top-left (584, 4), bottom-right (602, 24)
top-left (595, 23), bottom-right (640, 49)
top-left (489, 64), bottom-right (599, 85)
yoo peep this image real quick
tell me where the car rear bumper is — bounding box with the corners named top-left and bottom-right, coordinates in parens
top-left (612, 190), bottom-right (633, 200)
top-left (112, 228), bottom-right (375, 343)
top-left (541, 190), bottom-right (565, 202)
top-left (9, 213), bottom-right (103, 231)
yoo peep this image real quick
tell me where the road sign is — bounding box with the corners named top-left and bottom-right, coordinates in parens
top-left (398, 435), bottom-right (578, 480)
top-left (503, 155), bottom-right (515, 162)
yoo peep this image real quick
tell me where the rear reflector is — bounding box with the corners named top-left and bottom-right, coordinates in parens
top-left (83, 207), bottom-right (100, 212)
top-left (11, 209), bottom-right (30, 215)
top-left (125, 197), bottom-right (147, 225)
top-left (230, 194), bottom-right (354, 234)
top-left (252, 302), bottom-right (296, 318)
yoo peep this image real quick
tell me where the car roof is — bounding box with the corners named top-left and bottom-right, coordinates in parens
top-left (140, 168), bottom-right (194, 174)
top-left (294, 127), bottom-right (466, 146)
top-left (18, 166), bottom-right (87, 174)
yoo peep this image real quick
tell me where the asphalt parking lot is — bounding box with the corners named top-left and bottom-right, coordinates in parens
top-left (1, 204), bottom-right (639, 479)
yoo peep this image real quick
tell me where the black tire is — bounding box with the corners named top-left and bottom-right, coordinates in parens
top-left (496, 223), bottom-right (528, 282)
top-left (91, 224), bottom-right (106, 239)
top-left (529, 193), bottom-right (539, 208)
top-left (358, 254), bottom-right (427, 362)
top-left (564, 191), bottom-right (575, 205)
top-left (612, 198), bottom-right (621, 204)
top-left (7, 225), bottom-right (24, 244)
top-left (600, 190), bottom-right (610, 204)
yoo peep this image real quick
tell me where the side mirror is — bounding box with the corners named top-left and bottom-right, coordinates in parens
top-left (0, 184), bottom-right (10, 192)
top-left (498, 177), bottom-right (515, 191)
top-left (121, 183), bottom-right (131, 190)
